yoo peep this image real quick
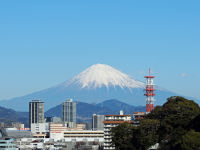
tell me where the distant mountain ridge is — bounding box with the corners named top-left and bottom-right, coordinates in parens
top-left (97, 99), bottom-right (146, 113)
top-left (0, 106), bottom-right (29, 126)
top-left (0, 64), bottom-right (197, 111)
top-left (45, 99), bottom-right (145, 122)
top-left (0, 99), bottom-right (145, 127)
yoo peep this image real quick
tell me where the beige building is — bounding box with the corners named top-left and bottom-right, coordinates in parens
top-left (49, 123), bottom-right (104, 141)
top-left (50, 123), bottom-right (67, 139)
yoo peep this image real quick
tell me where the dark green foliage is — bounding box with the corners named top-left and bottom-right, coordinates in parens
top-left (111, 122), bottom-right (136, 150)
top-left (155, 96), bottom-right (200, 149)
top-left (111, 96), bottom-right (200, 150)
top-left (137, 119), bottom-right (160, 149)
top-left (179, 130), bottom-right (200, 150)
top-left (189, 114), bottom-right (200, 132)
top-left (111, 120), bottom-right (160, 150)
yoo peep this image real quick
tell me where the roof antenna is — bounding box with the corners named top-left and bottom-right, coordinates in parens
top-left (149, 68), bottom-right (150, 76)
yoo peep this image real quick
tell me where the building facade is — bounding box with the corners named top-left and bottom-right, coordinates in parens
top-left (103, 112), bottom-right (132, 150)
top-left (62, 99), bottom-right (76, 128)
top-left (0, 139), bottom-right (17, 150)
top-left (31, 123), bottom-right (49, 138)
top-left (29, 100), bottom-right (44, 126)
top-left (92, 114), bottom-right (104, 131)
top-left (49, 123), bottom-right (104, 142)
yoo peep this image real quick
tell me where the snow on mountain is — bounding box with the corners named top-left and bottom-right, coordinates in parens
top-left (62, 64), bottom-right (145, 89)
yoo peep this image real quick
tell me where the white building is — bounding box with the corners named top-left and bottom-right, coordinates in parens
top-left (0, 138), bottom-right (17, 150)
top-left (31, 123), bottom-right (49, 138)
top-left (103, 111), bottom-right (132, 150)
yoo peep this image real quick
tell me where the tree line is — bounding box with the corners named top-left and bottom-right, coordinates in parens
top-left (111, 96), bottom-right (200, 150)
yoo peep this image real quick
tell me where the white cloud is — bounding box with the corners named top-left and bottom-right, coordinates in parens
top-left (181, 73), bottom-right (187, 77)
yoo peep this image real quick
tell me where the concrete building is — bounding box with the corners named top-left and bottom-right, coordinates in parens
top-left (62, 99), bottom-right (76, 128)
top-left (11, 122), bottom-right (24, 129)
top-left (45, 116), bottom-right (62, 123)
top-left (63, 130), bottom-right (104, 141)
top-left (103, 111), bottom-right (132, 150)
top-left (92, 114), bottom-right (104, 131)
top-left (133, 112), bottom-right (146, 126)
top-left (31, 123), bottom-right (49, 138)
top-left (51, 117), bottom-right (62, 123)
top-left (0, 138), bottom-right (17, 150)
top-left (29, 100), bottom-right (44, 126)
top-left (49, 123), bottom-right (86, 139)
top-left (133, 112), bottom-right (146, 120)
top-left (29, 100), bottom-right (47, 138)
top-left (15, 137), bottom-right (103, 150)
top-left (5, 128), bottom-right (32, 138)
top-left (50, 123), bottom-right (67, 139)
top-left (49, 123), bottom-right (104, 142)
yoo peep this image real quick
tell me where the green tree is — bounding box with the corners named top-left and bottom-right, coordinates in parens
top-left (111, 96), bottom-right (200, 150)
top-left (148, 96), bottom-right (200, 142)
top-left (111, 122), bottom-right (136, 150)
top-left (176, 130), bottom-right (200, 150)
top-left (152, 96), bottom-right (200, 150)
top-left (189, 114), bottom-right (200, 132)
top-left (137, 119), bottom-right (160, 150)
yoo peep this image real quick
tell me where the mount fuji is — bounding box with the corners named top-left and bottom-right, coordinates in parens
top-left (0, 64), bottom-right (182, 111)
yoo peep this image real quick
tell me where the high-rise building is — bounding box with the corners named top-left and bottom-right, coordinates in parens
top-left (62, 99), bottom-right (76, 128)
top-left (92, 114), bottom-right (104, 131)
top-left (29, 100), bottom-right (44, 126)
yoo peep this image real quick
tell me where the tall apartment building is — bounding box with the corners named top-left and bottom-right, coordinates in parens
top-left (92, 114), bottom-right (104, 131)
top-left (62, 99), bottom-right (76, 128)
top-left (29, 100), bottom-right (44, 125)
top-left (103, 111), bottom-right (132, 150)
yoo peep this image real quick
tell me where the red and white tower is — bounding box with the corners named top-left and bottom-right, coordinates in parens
top-left (144, 68), bottom-right (155, 113)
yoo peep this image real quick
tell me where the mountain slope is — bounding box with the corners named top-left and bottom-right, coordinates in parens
top-left (0, 64), bottom-right (186, 111)
top-left (0, 106), bottom-right (29, 126)
top-left (97, 99), bottom-right (146, 114)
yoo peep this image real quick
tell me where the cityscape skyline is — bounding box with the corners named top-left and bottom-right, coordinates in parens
top-left (0, 1), bottom-right (200, 101)
top-left (0, 1), bottom-right (199, 149)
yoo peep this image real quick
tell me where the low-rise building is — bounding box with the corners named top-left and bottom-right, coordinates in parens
top-left (15, 137), bottom-right (103, 150)
top-left (63, 130), bottom-right (104, 142)
top-left (133, 112), bottom-right (146, 126)
top-left (0, 138), bottom-right (17, 150)
top-left (133, 112), bottom-right (146, 120)
top-left (50, 123), bottom-right (67, 139)
top-left (49, 123), bottom-right (104, 142)
top-left (31, 123), bottom-right (49, 138)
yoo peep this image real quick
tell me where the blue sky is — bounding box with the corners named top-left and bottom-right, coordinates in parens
top-left (0, 0), bottom-right (200, 100)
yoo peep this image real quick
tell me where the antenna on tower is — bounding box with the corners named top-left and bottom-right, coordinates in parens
top-left (149, 68), bottom-right (150, 76)
top-left (144, 68), bottom-right (155, 113)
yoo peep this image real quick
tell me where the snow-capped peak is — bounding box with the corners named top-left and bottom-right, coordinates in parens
top-left (63, 64), bottom-right (145, 89)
